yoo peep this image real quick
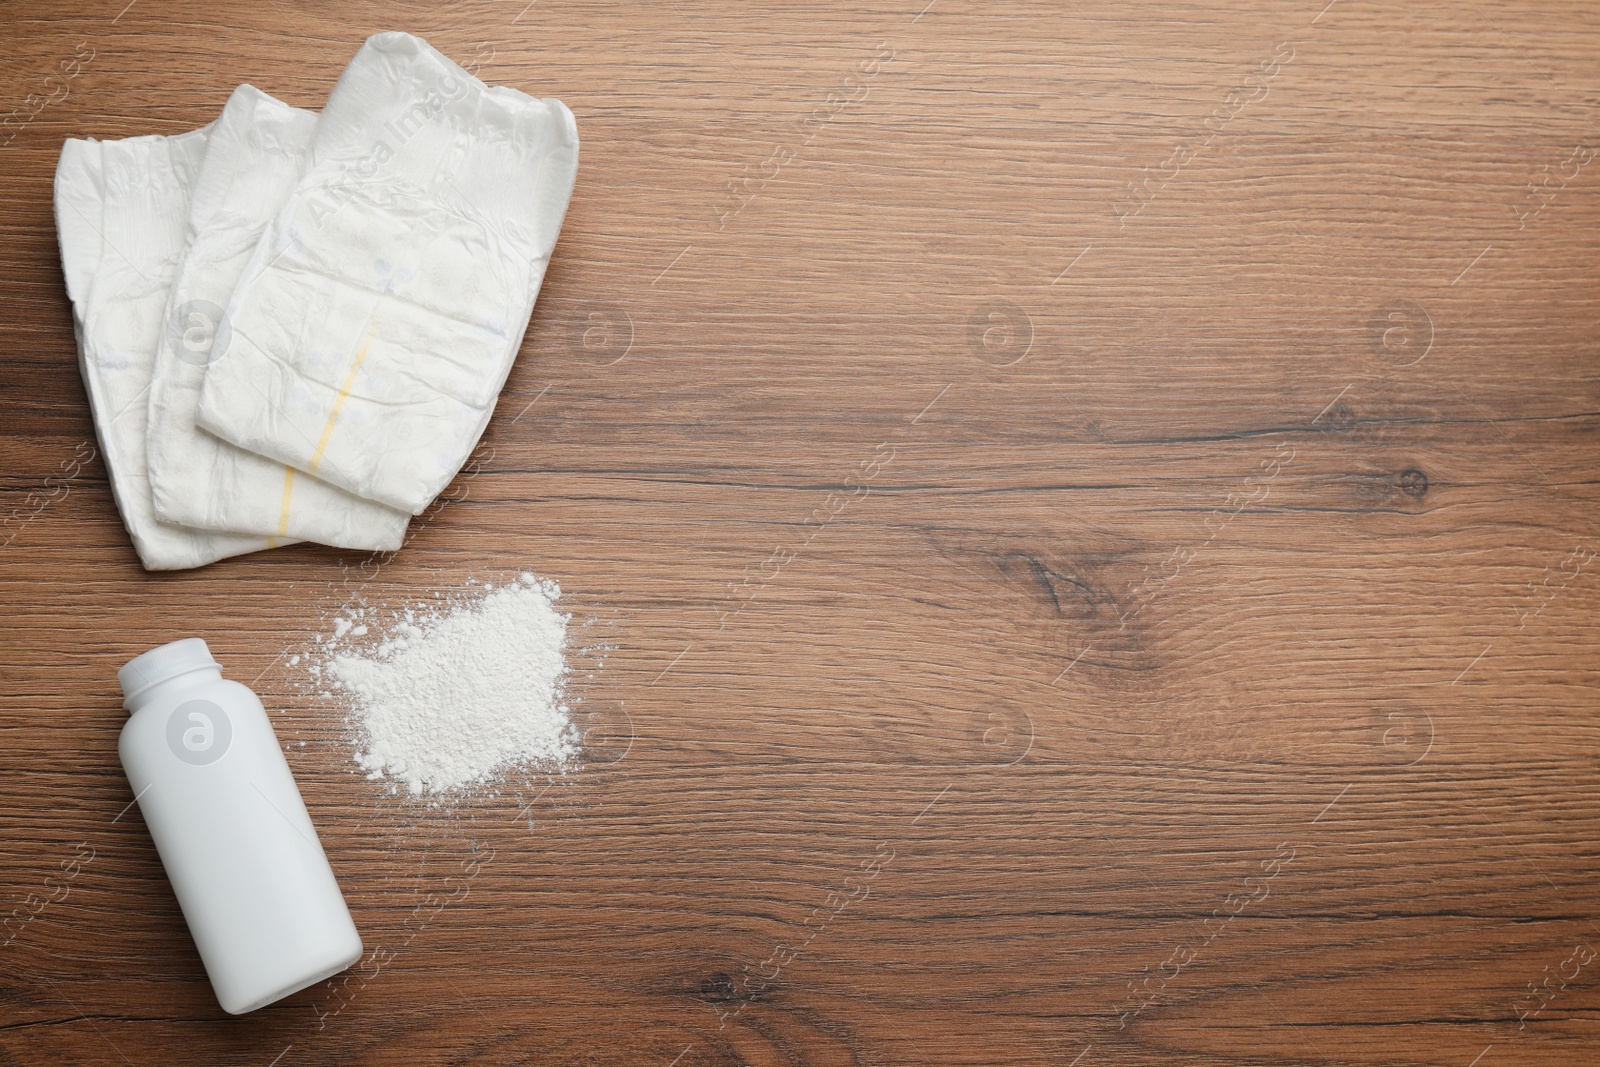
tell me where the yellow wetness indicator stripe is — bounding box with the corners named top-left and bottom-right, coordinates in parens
top-left (276, 467), bottom-right (298, 538)
top-left (308, 334), bottom-right (373, 476)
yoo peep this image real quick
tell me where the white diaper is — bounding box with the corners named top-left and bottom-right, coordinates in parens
top-left (54, 128), bottom-right (281, 570)
top-left (145, 84), bottom-right (410, 550)
top-left (195, 32), bottom-right (580, 514)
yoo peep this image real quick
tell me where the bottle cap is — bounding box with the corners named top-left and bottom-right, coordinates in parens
top-left (118, 638), bottom-right (222, 709)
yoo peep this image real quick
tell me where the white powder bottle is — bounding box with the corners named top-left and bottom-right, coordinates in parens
top-left (117, 638), bottom-right (362, 1014)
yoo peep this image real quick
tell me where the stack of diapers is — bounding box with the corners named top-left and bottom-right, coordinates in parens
top-left (52, 32), bottom-right (579, 570)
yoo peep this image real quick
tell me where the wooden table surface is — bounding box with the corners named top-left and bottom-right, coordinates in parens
top-left (3, 1), bottom-right (1599, 1064)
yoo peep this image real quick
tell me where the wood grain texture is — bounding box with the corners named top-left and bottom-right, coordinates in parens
top-left (3, 0), bottom-right (1599, 1064)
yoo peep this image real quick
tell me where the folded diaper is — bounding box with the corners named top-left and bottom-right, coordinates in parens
top-left (195, 32), bottom-right (580, 514)
top-left (54, 128), bottom-right (280, 570)
top-left (146, 84), bottom-right (410, 550)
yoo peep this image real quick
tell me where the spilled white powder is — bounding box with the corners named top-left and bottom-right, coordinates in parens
top-left (326, 573), bottom-right (575, 795)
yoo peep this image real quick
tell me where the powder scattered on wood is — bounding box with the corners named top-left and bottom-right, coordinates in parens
top-left (318, 573), bottom-right (575, 796)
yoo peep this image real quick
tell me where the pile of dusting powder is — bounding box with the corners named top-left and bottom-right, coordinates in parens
top-left (322, 573), bottom-right (576, 796)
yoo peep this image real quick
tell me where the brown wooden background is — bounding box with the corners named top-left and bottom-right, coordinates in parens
top-left (3, 1), bottom-right (1599, 1064)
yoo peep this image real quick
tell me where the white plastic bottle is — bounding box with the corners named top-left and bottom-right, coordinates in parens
top-left (117, 637), bottom-right (363, 1014)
